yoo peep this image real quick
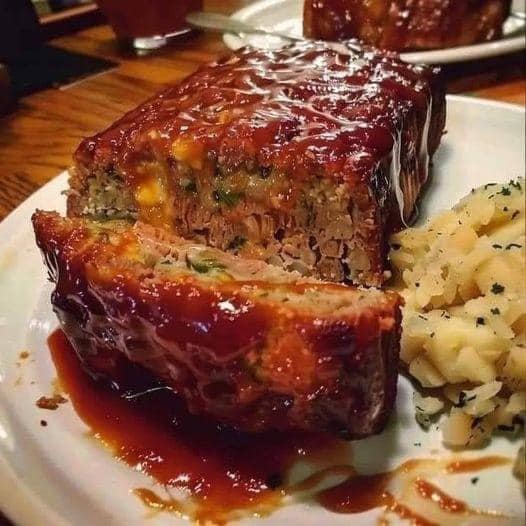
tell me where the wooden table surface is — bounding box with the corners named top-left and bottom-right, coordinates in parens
top-left (0, 0), bottom-right (525, 221)
top-left (0, 2), bottom-right (524, 525)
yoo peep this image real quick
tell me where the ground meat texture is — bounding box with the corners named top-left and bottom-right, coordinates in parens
top-left (68, 40), bottom-right (446, 286)
top-left (303, 0), bottom-right (512, 51)
top-left (32, 211), bottom-right (403, 437)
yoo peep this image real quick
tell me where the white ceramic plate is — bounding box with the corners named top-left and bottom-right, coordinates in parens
top-left (0, 96), bottom-right (525, 526)
top-left (223, 0), bottom-right (526, 64)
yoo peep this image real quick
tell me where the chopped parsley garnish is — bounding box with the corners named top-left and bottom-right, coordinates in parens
top-left (471, 477), bottom-right (479, 485)
top-left (506, 243), bottom-right (522, 250)
top-left (491, 283), bottom-right (505, 294)
top-left (186, 255), bottom-right (226, 274)
top-left (490, 307), bottom-right (500, 315)
top-left (492, 244), bottom-right (502, 249)
top-left (476, 317), bottom-right (485, 326)
top-left (499, 187), bottom-right (511, 196)
top-left (510, 180), bottom-right (522, 190)
top-left (213, 188), bottom-right (244, 208)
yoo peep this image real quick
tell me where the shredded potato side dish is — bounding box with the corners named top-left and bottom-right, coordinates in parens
top-left (390, 179), bottom-right (525, 453)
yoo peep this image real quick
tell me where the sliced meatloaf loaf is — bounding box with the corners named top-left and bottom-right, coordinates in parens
top-left (33, 210), bottom-right (402, 437)
top-left (68, 40), bottom-right (446, 286)
top-left (303, 0), bottom-right (512, 51)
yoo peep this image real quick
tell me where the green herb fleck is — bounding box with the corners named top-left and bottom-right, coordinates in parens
top-left (186, 255), bottom-right (226, 274)
top-left (213, 188), bottom-right (244, 208)
top-left (490, 307), bottom-right (500, 315)
top-left (491, 283), bottom-right (505, 294)
top-left (476, 317), bottom-right (485, 326)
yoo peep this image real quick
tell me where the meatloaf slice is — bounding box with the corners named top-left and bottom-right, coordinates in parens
top-left (33, 210), bottom-right (402, 438)
top-left (68, 40), bottom-right (446, 286)
top-left (303, 0), bottom-right (512, 51)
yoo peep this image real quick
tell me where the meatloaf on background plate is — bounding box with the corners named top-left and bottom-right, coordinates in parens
top-left (33, 211), bottom-right (402, 438)
top-left (68, 40), bottom-right (446, 286)
top-left (304, 0), bottom-right (512, 51)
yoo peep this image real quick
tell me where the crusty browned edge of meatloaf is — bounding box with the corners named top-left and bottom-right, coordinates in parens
top-left (32, 210), bottom-right (403, 437)
top-left (303, 0), bottom-right (512, 51)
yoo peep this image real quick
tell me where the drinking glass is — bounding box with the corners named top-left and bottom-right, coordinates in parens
top-left (96, 0), bottom-right (203, 50)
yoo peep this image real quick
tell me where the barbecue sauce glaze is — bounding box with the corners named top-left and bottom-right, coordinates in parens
top-left (74, 41), bottom-right (442, 224)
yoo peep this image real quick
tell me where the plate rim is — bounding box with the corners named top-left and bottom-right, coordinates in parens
top-left (222, 0), bottom-right (526, 64)
top-left (0, 94), bottom-right (524, 526)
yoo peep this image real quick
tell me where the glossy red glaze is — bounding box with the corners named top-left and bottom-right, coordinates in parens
top-left (304, 0), bottom-right (512, 51)
top-left (33, 211), bottom-right (402, 436)
top-left (74, 41), bottom-right (443, 208)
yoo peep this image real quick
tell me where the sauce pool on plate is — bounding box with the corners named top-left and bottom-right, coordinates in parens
top-left (47, 329), bottom-right (512, 525)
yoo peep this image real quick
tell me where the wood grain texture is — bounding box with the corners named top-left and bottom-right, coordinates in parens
top-left (0, 0), bottom-right (524, 220)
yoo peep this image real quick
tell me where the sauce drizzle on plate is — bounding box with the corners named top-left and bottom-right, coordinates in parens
top-left (47, 329), bottom-right (513, 525)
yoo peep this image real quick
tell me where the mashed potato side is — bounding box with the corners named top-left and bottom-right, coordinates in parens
top-left (390, 179), bottom-right (525, 449)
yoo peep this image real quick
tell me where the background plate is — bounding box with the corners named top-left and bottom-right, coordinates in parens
top-left (223, 0), bottom-right (526, 64)
top-left (0, 96), bottom-right (525, 525)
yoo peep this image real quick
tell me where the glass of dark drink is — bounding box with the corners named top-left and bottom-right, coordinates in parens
top-left (96, 0), bottom-right (203, 50)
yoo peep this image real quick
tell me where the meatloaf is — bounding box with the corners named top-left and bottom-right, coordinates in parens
top-left (32, 210), bottom-right (402, 437)
top-left (68, 40), bottom-right (446, 286)
top-left (303, 0), bottom-right (512, 51)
